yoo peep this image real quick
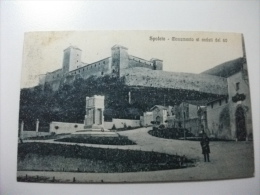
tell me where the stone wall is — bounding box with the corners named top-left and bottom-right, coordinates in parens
top-left (227, 71), bottom-right (252, 140)
top-left (104, 119), bottom-right (140, 129)
top-left (21, 131), bottom-right (51, 139)
top-left (128, 55), bottom-right (154, 70)
top-left (50, 122), bottom-right (85, 134)
top-left (69, 57), bottom-right (111, 79)
top-left (122, 67), bottom-right (228, 95)
top-left (207, 99), bottom-right (230, 138)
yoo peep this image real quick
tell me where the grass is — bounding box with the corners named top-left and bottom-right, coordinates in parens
top-left (17, 143), bottom-right (194, 173)
top-left (148, 128), bottom-right (194, 140)
top-left (55, 135), bottom-right (136, 145)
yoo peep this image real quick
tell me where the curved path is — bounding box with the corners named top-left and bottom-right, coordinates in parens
top-left (18, 127), bottom-right (254, 182)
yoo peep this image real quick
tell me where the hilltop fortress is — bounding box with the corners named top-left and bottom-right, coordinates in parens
top-left (39, 45), bottom-right (163, 89)
top-left (32, 44), bottom-right (252, 140)
top-left (38, 44), bottom-right (228, 97)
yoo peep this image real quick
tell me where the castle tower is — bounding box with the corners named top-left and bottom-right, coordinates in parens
top-left (62, 46), bottom-right (82, 75)
top-left (111, 45), bottom-right (129, 77)
top-left (151, 58), bottom-right (163, 70)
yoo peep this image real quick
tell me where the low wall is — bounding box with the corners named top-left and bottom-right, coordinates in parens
top-left (21, 131), bottom-right (51, 139)
top-left (104, 119), bottom-right (140, 129)
top-left (50, 122), bottom-right (85, 134)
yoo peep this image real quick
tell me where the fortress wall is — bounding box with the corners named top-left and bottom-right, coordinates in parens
top-left (122, 67), bottom-right (228, 95)
top-left (45, 69), bottom-right (63, 83)
top-left (68, 57), bottom-right (111, 79)
top-left (128, 56), bottom-right (154, 70)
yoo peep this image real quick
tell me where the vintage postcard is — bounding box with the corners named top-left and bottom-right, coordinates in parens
top-left (17, 31), bottom-right (254, 183)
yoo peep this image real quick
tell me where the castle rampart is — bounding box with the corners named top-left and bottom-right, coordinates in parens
top-left (39, 45), bottom-right (163, 86)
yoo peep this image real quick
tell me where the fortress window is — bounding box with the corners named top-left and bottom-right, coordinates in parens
top-left (225, 98), bottom-right (228, 103)
top-left (77, 60), bottom-right (78, 62)
top-left (103, 61), bottom-right (105, 64)
top-left (211, 103), bottom-right (214, 109)
top-left (95, 64), bottom-right (96, 67)
top-left (219, 100), bottom-right (222, 106)
top-left (101, 72), bottom-right (103, 75)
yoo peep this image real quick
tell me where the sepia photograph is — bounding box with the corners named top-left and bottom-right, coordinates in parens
top-left (17, 31), bottom-right (254, 183)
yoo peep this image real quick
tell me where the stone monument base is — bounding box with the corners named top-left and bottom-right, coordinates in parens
top-left (73, 129), bottom-right (119, 137)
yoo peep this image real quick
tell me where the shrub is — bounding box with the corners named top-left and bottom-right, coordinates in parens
top-left (127, 125), bottom-right (132, 130)
top-left (55, 126), bottom-right (59, 130)
top-left (74, 125), bottom-right (78, 128)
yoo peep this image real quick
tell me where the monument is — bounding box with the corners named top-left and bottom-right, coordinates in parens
top-left (84, 95), bottom-right (105, 130)
top-left (71, 95), bottom-right (118, 137)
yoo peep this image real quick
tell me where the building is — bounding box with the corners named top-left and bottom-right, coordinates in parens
top-left (202, 57), bottom-right (252, 140)
top-left (39, 45), bottom-right (163, 88)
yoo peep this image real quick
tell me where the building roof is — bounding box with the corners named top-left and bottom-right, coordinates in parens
top-left (150, 105), bottom-right (168, 111)
top-left (111, 45), bottom-right (128, 50)
top-left (64, 45), bottom-right (82, 51)
top-left (201, 57), bottom-right (244, 78)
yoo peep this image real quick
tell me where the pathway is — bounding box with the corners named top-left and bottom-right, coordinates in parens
top-left (18, 127), bottom-right (254, 182)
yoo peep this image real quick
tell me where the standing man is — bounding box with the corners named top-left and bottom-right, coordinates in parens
top-left (200, 133), bottom-right (210, 162)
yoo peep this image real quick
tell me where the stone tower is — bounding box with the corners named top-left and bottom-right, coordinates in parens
top-left (111, 45), bottom-right (129, 77)
top-left (62, 46), bottom-right (82, 75)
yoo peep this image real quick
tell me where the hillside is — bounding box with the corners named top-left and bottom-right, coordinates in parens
top-left (19, 73), bottom-right (226, 131)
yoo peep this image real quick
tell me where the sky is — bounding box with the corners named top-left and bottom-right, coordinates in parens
top-left (21, 31), bottom-right (243, 88)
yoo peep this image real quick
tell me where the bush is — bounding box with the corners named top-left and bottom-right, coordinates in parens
top-left (111, 124), bottom-right (116, 130)
top-left (55, 126), bottom-right (59, 129)
top-left (127, 125), bottom-right (132, 130)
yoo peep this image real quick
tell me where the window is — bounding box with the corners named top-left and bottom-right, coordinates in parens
top-left (101, 72), bottom-right (103, 75)
top-left (211, 103), bottom-right (214, 109)
top-left (225, 98), bottom-right (228, 103)
top-left (236, 82), bottom-right (240, 91)
top-left (103, 61), bottom-right (105, 64)
top-left (219, 100), bottom-right (222, 106)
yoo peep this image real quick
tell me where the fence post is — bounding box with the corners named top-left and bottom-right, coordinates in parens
top-left (20, 121), bottom-right (24, 139)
